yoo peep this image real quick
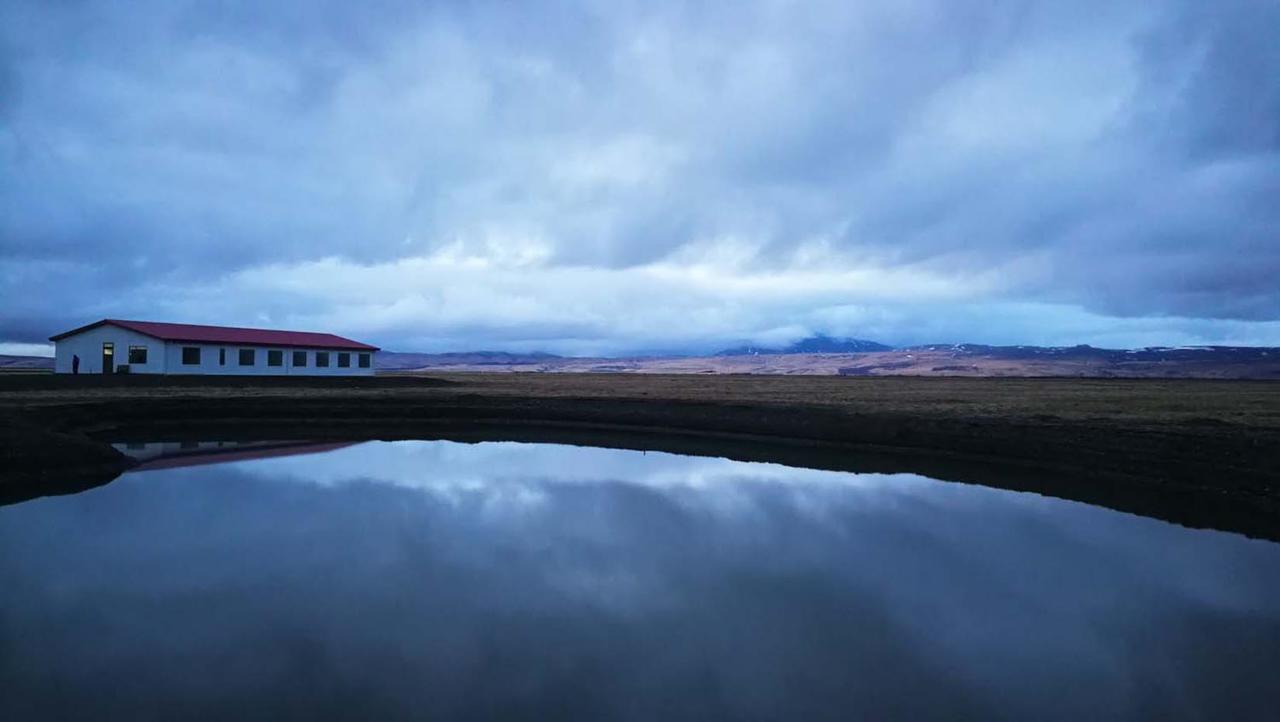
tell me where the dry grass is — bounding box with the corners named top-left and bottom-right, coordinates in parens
top-left (419, 374), bottom-right (1280, 429)
top-left (4, 373), bottom-right (1279, 429)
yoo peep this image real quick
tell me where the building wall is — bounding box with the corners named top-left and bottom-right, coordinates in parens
top-left (160, 342), bottom-right (375, 376)
top-left (55, 325), bottom-right (376, 376)
top-left (54, 325), bottom-right (169, 374)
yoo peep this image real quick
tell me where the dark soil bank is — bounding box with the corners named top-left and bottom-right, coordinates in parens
top-left (2, 374), bottom-right (1278, 538)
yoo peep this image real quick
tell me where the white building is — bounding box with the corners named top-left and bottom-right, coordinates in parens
top-left (50, 319), bottom-right (379, 376)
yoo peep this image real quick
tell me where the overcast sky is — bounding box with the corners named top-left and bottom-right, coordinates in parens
top-left (2, 0), bottom-right (1278, 355)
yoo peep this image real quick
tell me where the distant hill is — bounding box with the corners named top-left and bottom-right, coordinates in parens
top-left (0, 355), bottom-right (54, 371)
top-left (832, 344), bottom-right (1280, 378)
top-left (899, 343), bottom-right (1278, 363)
top-left (376, 351), bottom-right (561, 370)
top-left (716, 334), bottom-right (892, 356)
top-left (377, 343), bottom-right (1280, 379)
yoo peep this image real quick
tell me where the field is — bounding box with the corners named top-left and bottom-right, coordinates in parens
top-left (2, 373), bottom-right (1278, 538)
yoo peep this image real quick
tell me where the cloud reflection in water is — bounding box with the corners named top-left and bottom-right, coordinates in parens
top-left (1, 440), bottom-right (1277, 721)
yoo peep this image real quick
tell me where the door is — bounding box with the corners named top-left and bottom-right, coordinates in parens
top-left (101, 342), bottom-right (114, 374)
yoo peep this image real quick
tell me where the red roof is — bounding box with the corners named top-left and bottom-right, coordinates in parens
top-left (50, 319), bottom-right (380, 351)
top-left (132, 441), bottom-right (363, 472)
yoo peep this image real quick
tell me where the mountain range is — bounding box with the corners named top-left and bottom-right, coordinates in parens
top-left (715, 334), bottom-right (892, 355)
top-left (372, 342), bottom-right (1280, 379)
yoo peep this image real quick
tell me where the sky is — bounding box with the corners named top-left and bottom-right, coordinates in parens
top-left (2, 0), bottom-right (1278, 356)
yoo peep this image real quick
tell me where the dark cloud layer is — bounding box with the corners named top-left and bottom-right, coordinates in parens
top-left (2, 0), bottom-right (1277, 353)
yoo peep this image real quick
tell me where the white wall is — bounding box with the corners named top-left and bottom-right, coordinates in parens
top-left (54, 325), bottom-right (168, 374)
top-left (55, 324), bottom-right (375, 376)
top-left (161, 342), bottom-right (375, 376)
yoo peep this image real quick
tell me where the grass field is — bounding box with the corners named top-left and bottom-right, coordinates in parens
top-left (6, 372), bottom-right (1279, 422)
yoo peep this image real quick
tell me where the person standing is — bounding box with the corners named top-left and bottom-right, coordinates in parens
top-left (72, 354), bottom-right (80, 374)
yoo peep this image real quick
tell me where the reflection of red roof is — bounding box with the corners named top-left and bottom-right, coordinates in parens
top-left (132, 441), bottom-right (363, 471)
top-left (50, 319), bottom-right (379, 351)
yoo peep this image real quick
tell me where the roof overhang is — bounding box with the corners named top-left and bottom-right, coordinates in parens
top-left (48, 319), bottom-right (137, 342)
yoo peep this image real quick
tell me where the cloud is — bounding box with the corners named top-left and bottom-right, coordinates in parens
top-left (2, 0), bottom-right (1277, 352)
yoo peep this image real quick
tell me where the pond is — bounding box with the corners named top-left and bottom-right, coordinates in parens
top-left (2, 440), bottom-right (1278, 721)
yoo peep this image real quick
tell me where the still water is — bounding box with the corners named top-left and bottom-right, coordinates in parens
top-left (2, 440), bottom-right (1278, 721)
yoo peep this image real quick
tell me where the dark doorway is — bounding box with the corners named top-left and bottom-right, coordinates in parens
top-left (101, 342), bottom-right (114, 374)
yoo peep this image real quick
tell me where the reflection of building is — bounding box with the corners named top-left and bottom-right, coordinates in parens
top-left (50, 319), bottom-right (379, 376)
top-left (114, 440), bottom-right (362, 471)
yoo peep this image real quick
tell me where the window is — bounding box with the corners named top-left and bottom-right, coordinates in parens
top-left (219, 348), bottom-right (226, 366)
top-left (293, 350), bottom-right (307, 367)
top-left (182, 347), bottom-right (200, 365)
top-left (239, 349), bottom-right (255, 366)
top-left (358, 353), bottom-right (371, 368)
top-left (316, 351), bottom-right (330, 367)
top-left (267, 350), bottom-right (283, 367)
top-left (338, 352), bottom-right (350, 368)
top-left (128, 346), bottom-right (148, 364)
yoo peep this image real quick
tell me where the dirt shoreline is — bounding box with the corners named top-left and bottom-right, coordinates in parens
top-left (2, 374), bottom-right (1278, 539)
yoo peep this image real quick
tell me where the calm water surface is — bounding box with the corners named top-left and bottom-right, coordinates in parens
top-left (2, 440), bottom-right (1278, 721)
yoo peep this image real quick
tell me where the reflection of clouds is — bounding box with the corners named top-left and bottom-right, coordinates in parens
top-left (208, 440), bottom-right (977, 532)
top-left (212, 440), bottom-right (1036, 540)
top-left (2, 443), bottom-right (1279, 720)
top-left (222, 438), bottom-right (933, 491)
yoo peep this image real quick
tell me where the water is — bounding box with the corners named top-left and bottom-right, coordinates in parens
top-left (2, 440), bottom-right (1278, 721)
